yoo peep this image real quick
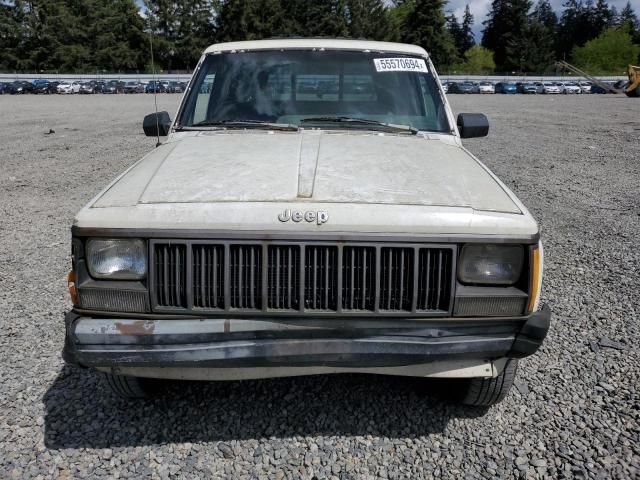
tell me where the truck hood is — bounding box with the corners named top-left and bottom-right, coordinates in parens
top-left (78, 131), bottom-right (537, 236)
top-left (92, 131), bottom-right (520, 213)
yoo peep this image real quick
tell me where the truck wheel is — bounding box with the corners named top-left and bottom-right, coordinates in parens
top-left (626, 85), bottom-right (640, 98)
top-left (458, 359), bottom-right (518, 406)
top-left (103, 372), bottom-right (153, 399)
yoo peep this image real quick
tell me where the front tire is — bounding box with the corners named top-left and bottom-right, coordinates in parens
top-left (103, 373), bottom-right (154, 399)
top-left (458, 359), bottom-right (518, 406)
top-left (626, 85), bottom-right (640, 97)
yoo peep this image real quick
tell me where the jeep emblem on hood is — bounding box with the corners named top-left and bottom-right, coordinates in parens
top-left (278, 209), bottom-right (329, 225)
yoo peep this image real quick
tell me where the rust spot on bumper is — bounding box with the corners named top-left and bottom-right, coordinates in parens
top-left (114, 321), bottom-right (156, 335)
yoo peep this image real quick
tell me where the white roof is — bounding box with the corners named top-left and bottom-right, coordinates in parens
top-left (204, 38), bottom-right (428, 57)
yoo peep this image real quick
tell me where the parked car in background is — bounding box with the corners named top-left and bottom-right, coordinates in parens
top-left (10, 80), bottom-right (35, 94)
top-left (579, 81), bottom-right (592, 93)
top-left (167, 81), bottom-right (184, 93)
top-left (542, 82), bottom-right (561, 94)
top-left (516, 82), bottom-right (538, 94)
top-left (591, 81), bottom-right (615, 94)
top-left (0, 82), bottom-right (7, 94)
top-left (559, 82), bottom-right (581, 94)
top-left (449, 81), bottom-right (478, 94)
top-left (613, 79), bottom-right (629, 90)
top-left (79, 82), bottom-right (96, 94)
top-left (145, 80), bottom-right (166, 93)
top-left (478, 81), bottom-right (495, 94)
top-left (93, 81), bottom-right (107, 94)
top-left (495, 82), bottom-right (517, 94)
top-left (103, 80), bottom-right (124, 94)
top-left (123, 81), bottom-right (145, 93)
top-left (2, 82), bottom-right (16, 94)
top-left (58, 81), bottom-right (81, 94)
top-left (33, 81), bottom-right (60, 94)
top-left (441, 81), bottom-right (451, 93)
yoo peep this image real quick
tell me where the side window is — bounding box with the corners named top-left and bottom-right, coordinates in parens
top-left (193, 73), bottom-right (216, 124)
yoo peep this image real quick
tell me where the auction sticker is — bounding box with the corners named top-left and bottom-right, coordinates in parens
top-left (374, 57), bottom-right (428, 73)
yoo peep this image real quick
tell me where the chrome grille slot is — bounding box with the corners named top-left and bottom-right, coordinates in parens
top-left (268, 245), bottom-right (300, 310)
top-left (230, 245), bottom-right (262, 309)
top-left (193, 244), bottom-right (224, 309)
top-left (342, 246), bottom-right (376, 311)
top-left (417, 248), bottom-right (452, 311)
top-left (304, 246), bottom-right (338, 310)
top-left (154, 243), bottom-right (187, 308)
top-left (380, 247), bottom-right (414, 311)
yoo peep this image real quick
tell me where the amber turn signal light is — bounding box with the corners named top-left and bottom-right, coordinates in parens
top-left (527, 247), bottom-right (540, 313)
top-left (67, 271), bottom-right (78, 305)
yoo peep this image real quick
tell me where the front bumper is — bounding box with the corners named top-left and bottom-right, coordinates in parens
top-left (63, 306), bottom-right (550, 377)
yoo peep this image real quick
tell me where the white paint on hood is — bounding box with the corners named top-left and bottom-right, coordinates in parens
top-left (93, 131), bottom-right (520, 214)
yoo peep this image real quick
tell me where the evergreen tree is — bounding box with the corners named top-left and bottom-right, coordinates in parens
top-left (556, 0), bottom-right (616, 61)
top-left (482, 0), bottom-right (532, 71)
top-left (447, 5), bottom-right (474, 59)
top-left (506, 20), bottom-right (555, 72)
top-left (345, 0), bottom-right (389, 40)
top-left (281, 0), bottom-right (349, 37)
top-left (591, 0), bottom-right (614, 33)
top-left (145, 0), bottom-right (218, 70)
top-left (0, 1), bottom-right (24, 70)
top-left (460, 5), bottom-right (475, 53)
top-left (386, 0), bottom-right (415, 42)
top-left (91, 0), bottom-right (147, 72)
top-left (618, 1), bottom-right (639, 44)
top-left (446, 13), bottom-right (464, 56)
top-left (402, 0), bottom-right (456, 67)
top-left (532, 0), bottom-right (557, 31)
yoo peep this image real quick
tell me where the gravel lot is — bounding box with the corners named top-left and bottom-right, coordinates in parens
top-left (0, 93), bottom-right (638, 479)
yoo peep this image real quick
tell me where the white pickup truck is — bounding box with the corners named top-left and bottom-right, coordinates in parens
top-left (64, 39), bottom-right (550, 406)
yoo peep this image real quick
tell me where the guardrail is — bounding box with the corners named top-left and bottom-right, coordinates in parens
top-left (0, 73), bottom-right (627, 83)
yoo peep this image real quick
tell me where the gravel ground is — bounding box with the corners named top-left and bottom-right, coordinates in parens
top-left (0, 93), bottom-right (638, 479)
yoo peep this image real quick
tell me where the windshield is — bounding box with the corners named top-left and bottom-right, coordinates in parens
top-left (178, 50), bottom-right (450, 133)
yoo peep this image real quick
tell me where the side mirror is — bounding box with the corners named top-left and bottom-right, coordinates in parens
top-left (457, 113), bottom-right (489, 138)
top-left (143, 111), bottom-right (172, 137)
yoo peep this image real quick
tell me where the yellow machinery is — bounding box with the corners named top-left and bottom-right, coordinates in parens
top-left (556, 61), bottom-right (640, 97)
top-left (626, 65), bottom-right (640, 97)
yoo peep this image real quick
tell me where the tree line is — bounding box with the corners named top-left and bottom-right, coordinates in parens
top-left (1, 0), bottom-right (638, 74)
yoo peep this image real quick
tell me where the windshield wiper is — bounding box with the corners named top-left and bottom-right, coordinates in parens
top-left (177, 119), bottom-right (299, 131)
top-left (300, 116), bottom-right (418, 134)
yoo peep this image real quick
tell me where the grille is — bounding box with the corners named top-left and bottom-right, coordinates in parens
top-left (342, 246), bottom-right (375, 310)
top-left (154, 243), bottom-right (187, 308)
top-left (268, 245), bottom-right (300, 310)
top-left (193, 244), bottom-right (224, 309)
top-left (304, 246), bottom-right (338, 310)
top-left (151, 241), bottom-right (455, 316)
top-left (454, 296), bottom-right (526, 317)
top-left (78, 288), bottom-right (148, 313)
top-left (380, 248), bottom-right (414, 311)
top-left (417, 248), bottom-right (453, 311)
top-left (230, 245), bottom-right (262, 309)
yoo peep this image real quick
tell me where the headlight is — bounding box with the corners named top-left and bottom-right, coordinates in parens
top-left (86, 239), bottom-right (147, 280)
top-left (458, 244), bottom-right (523, 285)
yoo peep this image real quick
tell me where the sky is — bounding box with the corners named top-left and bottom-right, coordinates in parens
top-left (446, 0), bottom-right (635, 39)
